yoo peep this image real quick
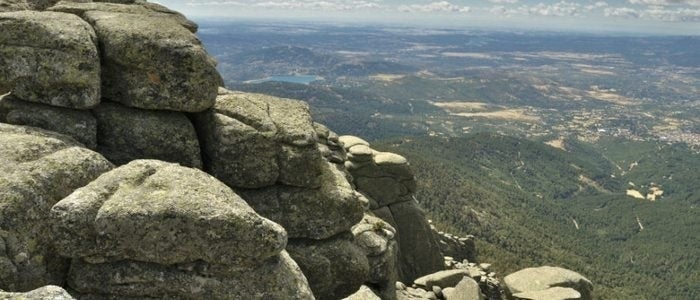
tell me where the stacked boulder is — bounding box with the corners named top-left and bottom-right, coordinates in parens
top-left (340, 135), bottom-right (444, 283)
top-left (51, 160), bottom-right (312, 299)
top-left (194, 89), bottom-right (367, 299)
top-left (1, 2), bottom-right (359, 299)
top-left (0, 3), bottom-right (217, 167)
top-left (0, 124), bottom-right (113, 291)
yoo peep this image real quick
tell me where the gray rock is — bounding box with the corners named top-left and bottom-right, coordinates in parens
top-left (93, 102), bottom-right (202, 168)
top-left (238, 162), bottom-right (364, 239)
top-left (48, 1), bottom-right (198, 33)
top-left (339, 135), bottom-right (369, 148)
top-left (442, 277), bottom-right (483, 300)
top-left (82, 11), bottom-right (219, 112)
top-left (194, 90), bottom-right (322, 189)
top-left (50, 160), bottom-right (287, 265)
top-left (504, 266), bottom-right (592, 300)
top-left (343, 285), bottom-right (381, 300)
top-left (0, 95), bottom-right (97, 148)
top-left (0, 0), bottom-right (29, 12)
top-left (0, 124), bottom-right (113, 291)
top-left (0, 11), bottom-right (100, 109)
top-left (355, 176), bottom-right (410, 206)
top-left (389, 201), bottom-right (445, 283)
top-left (414, 269), bottom-right (468, 290)
top-left (0, 285), bottom-right (75, 299)
top-left (287, 233), bottom-right (369, 300)
top-left (352, 214), bottom-right (399, 300)
top-left (513, 287), bottom-right (582, 300)
top-left (68, 251), bottom-right (314, 300)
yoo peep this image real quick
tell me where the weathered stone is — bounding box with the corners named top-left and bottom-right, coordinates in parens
top-left (0, 0), bottom-right (29, 12)
top-left (287, 233), bottom-right (369, 300)
top-left (414, 269), bottom-right (468, 290)
top-left (513, 287), bottom-right (582, 300)
top-left (0, 285), bottom-right (75, 299)
top-left (0, 124), bottom-right (112, 291)
top-left (68, 251), bottom-right (314, 300)
top-left (0, 95), bottom-right (97, 148)
top-left (343, 285), bottom-right (381, 300)
top-left (339, 135), bottom-right (369, 148)
top-left (48, 1), bottom-right (198, 33)
top-left (0, 11), bottom-right (100, 109)
top-left (93, 102), bottom-right (202, 168)
top-left (374, 152), bottom-right (408, 166)
top-left (194, 90), bottom-right (322, 189)
top-left (356, 177), bottom-right (409, 206)
top-left (81, 11), bottom-right (219, 112)
top-left (51, 160), bottom-right (287, 265)
top-left (442, 277), bottom-right (483, 300)
top-left (278, 144), bottom-right (323, 188)
top-left (504, 266), bottom-right (592, 300)
top-left (352, 214), bottom-right (399, 300)
top-left (389, 201), bottom-right (445, 283)
top-left (238, 162), bottom-right (364, 239)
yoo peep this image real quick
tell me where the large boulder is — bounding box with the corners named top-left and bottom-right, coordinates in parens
top-left (352, 214), bottom-right (399, 300)
top-left (67, 251), bottom-right (314, 300)
top-left (92, 102), bottom-right (202, 168)
top-left (287, 233), bottom-right (369, 300)
top-left (504, 266), bottom-right (593, 300)
top-left (388, 201), bottom-right (444, 282)
top-left (0, 285), bottom-right (75, 300)
top-left (0, 95), bottom-right (97, 149)
top-left (50, 160), bottom-right (287, 265)
top-left (80, 11), bottom-right (220, 112)
top-left (48, 1), bottom-right (198, 32)
top-left (442, 277), bottom-right (483, 300)
top-left (0, 11), bottom-right (100, 109)
top-left (512, 287), bottom-right (582, 300)
top-left (194, 90), bottom-right (322, 189)
top-left (0, 124), bottom-right (113, 291)
top-left (237, 162), bottom-right (364, 240)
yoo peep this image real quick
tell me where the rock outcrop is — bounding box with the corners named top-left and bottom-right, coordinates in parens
top-left (50, 160), bottom-right (313, 299)
top-left (504, 266), bottom-right (593, 300)
top-left (341, 136), bottom-right (444, 283)
top-left (0, 11), bottom-right (100, 108)
top-left (0, 124), bottom-right (113, 291)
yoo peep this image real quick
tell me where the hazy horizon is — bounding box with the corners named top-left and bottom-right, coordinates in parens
top-left (156, 0), bottom-right (700, 35)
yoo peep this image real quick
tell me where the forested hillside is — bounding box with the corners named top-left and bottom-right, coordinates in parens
top-left (375, 133), bottom-right (700, 299)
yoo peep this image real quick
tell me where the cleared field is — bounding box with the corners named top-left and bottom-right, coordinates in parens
top-left (429, 101), bottom-right (490, 113)
top-left (451, 109), bottom-right (541, 123)
top-left (369, 74), bottom-right (406, 81)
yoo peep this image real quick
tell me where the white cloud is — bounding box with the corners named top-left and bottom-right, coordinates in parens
top-left (526, 1), bottom-right (583, 17)
top-left (398, 1), bottom-right (470, 13)
top-left (489, 0), bottom-right (519, 4)
top-left (604, 6), bottom-right (641, 17)
top-left (605, 5), bottom-right (700, 21)
top-left (585, 1), bottom-right (609, 11)
top-left (628, 0), bottom-right (700, 6)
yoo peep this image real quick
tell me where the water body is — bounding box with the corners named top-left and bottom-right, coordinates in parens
top-left (246, 75), bottom-right (321, 85)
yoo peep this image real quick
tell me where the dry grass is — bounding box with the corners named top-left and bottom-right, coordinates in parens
top-left (429, 101), bottom-right (489, 113)
top-left (369, 74), bottom-right (406, 82)
top-left (451, 109), bottom-right (541, 123)
top-left (545, 138), bottom-right (567, 150)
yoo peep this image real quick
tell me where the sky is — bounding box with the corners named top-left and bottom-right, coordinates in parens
top-left (157, 0), bottom-right (700, 35)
